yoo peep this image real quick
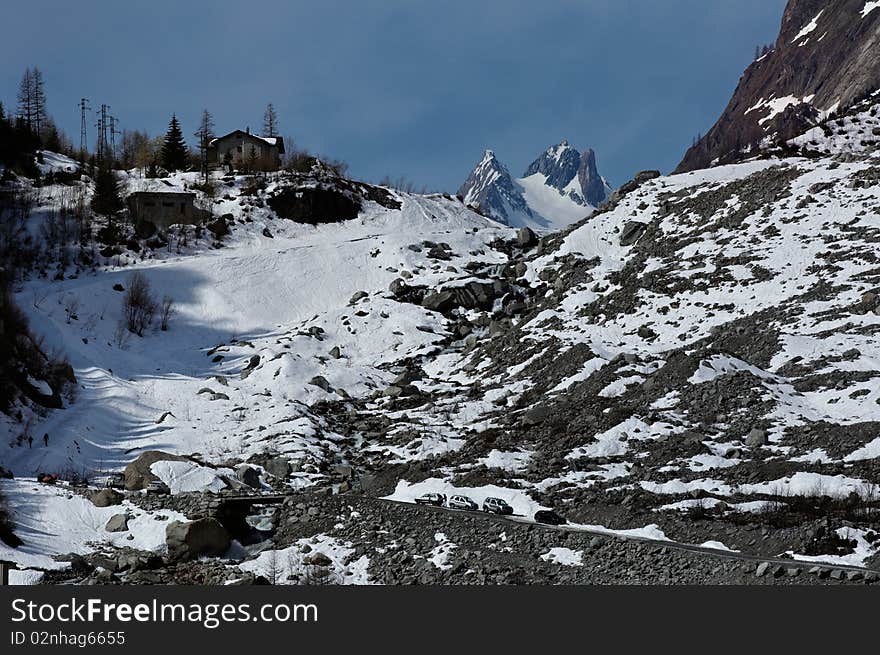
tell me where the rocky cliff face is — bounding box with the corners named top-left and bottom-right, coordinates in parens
top-left (577, 148), bottom-right (607, 207)
top-left (677, 0), bottom-right (880, 172)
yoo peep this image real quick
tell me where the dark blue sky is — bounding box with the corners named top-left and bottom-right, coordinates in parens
top-left (2, 0), bottom-right (786, 190)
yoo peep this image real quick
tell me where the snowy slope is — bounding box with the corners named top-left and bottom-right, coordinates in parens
top-left (4, 174), bottom-right (510, 482)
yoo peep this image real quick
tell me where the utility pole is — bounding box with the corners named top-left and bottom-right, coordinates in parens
top-left (78, 97), bottom-right (91, 155)
top-left (95, 103), bottom-right (110, 161)
top-left (109, 115), bottom-right (119, 162)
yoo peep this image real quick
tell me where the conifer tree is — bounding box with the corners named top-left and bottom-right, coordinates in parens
top-left (159, 114), bottom-right (188, 171)
top-left (263, 103), bottom-right (278, 137)
top-left (91, 164), bottom-right (123, 217)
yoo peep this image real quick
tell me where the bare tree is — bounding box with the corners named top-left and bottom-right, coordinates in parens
top-left (15, 67), bottom-right (47, 139)
top-left (16, 68), bottom-right (34, 132)
top-left (193, 109), bottom-right (215, 184)
top-left (159, 295), bottom-right (175, 331)
top-left (32, 68), bottom-right (47, 138)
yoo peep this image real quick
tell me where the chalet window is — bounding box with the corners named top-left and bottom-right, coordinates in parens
top-left (162, 202), bottom-right (174, 208)
top-left (144, 201), bottom-right (156, 207)
top-left (236, 146), bottom-right (242, 153)
top-left (180, 203), bottom-right (186, 214)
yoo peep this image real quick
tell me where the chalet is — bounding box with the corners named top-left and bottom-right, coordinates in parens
top-left (127, 190), bottom-right (209, 230)
top-left (208, 128), bottom-right (285, 172)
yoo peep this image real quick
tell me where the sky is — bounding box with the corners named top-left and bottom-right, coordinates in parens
top-left (1, 0), bottom-right (787, 191)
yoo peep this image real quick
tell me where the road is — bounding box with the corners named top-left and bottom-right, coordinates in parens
top-left (382, 497), bottom-right (874, 575)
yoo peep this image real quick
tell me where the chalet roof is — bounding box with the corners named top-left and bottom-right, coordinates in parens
top-left (209, 130), bottom-right (285, 153)
top-left (128, 189), bottom-right (195, 199)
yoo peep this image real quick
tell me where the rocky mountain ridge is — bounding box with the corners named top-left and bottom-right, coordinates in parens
top-left (677, 0), bottom-right (880, 172)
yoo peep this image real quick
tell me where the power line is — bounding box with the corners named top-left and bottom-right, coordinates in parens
top-left (109, 115), bottom-right (119, 161)
top-left (78, 97), bottom-right (91, 154)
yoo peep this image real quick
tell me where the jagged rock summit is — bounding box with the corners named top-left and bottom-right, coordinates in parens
top-left (458, 141), bottom-right (612, 231)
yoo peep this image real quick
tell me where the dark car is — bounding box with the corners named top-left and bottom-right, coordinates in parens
top-left (482, 497), bottom-right (514, 515)
top-left (534, 510), bottom-right (567, 525)
top-left (415, 492), bottom-right (446, 507)
top-left (447, 494), bottom-right (478, 511)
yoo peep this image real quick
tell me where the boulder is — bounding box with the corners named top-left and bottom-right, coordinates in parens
top-left (634, 170), bottom-right (661, 184)
top-left (265, 456), bottom-right (291, 479)
top-left (304, 552), bottom-right (333, 567)
top-left (619, 221), bottom-right (647, 246)
top-left (240, 354), bottom-right (260, 379)
top-left (332, 465), bottom-right (353, 480)
top-left (207, 217), bottom-right (229, 238)
top-left (105, 514), bottom-right (129, 532)
top-left (516, 227), bottom-right (538, 248)
top-left (165, 518), bottom-right (230, 561)
top-left (309, 375), bottom-right (333, 392)
top-left (745, 428), bottom-right (768, 448)
top-left (349, 290), bottom-right (368, 305)
top-left (236, 464), bottom-right (261, 489)
top-left (521, 406), bottom-right (552, 427)
top-left (389, 278), bottom-right (409, 297)
top-left (89, 489), bottom-right (124, 508)
top-left (421, 291), bottom-right (456, 312)
top-left (124, 450), bottom-right (189, 490)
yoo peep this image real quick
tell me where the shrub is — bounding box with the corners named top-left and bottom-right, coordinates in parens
top-left (159, 295), bottom-right (175, 331)
top-left (122, 271), bottom-right (157, 336)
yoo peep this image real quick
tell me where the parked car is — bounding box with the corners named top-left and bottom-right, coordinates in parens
top-left (482, 497), bottom-right (514, 515)
top-left (105, 473), bottom-right (126, 489)
top-left (415, 492), bottom-right (446, 507)
top-left (534, 509), bottom-right (567, 525)
top-left (146, 480), bottom-right (170, 495)
top-left (447, 494), bottom-right (478, 511)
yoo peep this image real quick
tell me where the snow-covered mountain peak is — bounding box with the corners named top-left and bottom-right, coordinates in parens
top-left (459, 142), bottom-right (612, 231)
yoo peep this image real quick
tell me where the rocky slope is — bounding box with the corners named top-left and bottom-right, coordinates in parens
top-left (677, 0), bottom-right (880, 172)
top-left (458, 141), bottom-right (611, 231)
top-left (3, 0), bottom-right (880, 582)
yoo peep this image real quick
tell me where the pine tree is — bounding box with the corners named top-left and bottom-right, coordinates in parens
top-left (263, 103), bottom-right (278, 137)
top-left (193, 109), bottom-right (215, 183)
top-left (91, 164), bottom-right (123, 217)
top-left (159, 114), bottom-right (188, 171)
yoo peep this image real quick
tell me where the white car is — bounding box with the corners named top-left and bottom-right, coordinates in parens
top-left (146, 480), bottom-right (170, 495)
top-left (447, 495), bottom-right (478, 511)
